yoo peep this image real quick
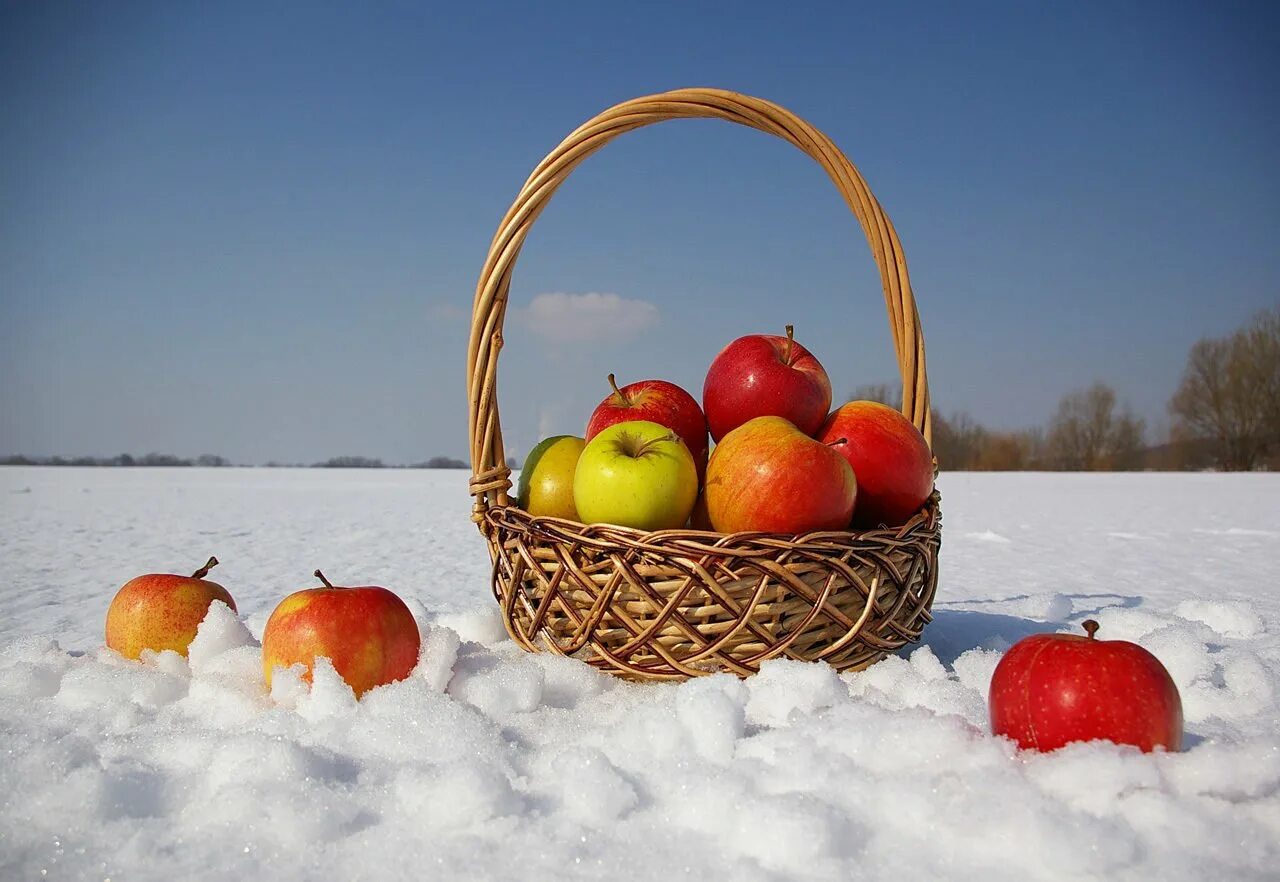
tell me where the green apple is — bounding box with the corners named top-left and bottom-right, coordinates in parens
top-left (517, 435), bottom-right (586, 520)
top-left (573, 420), bottom-right (698, 530)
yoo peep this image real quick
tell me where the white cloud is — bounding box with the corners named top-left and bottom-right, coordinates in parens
top-left (521, 292), bottom-right (659, 345)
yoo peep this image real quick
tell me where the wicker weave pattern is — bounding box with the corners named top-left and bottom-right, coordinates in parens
top-left (467, 88), bottom-right (939, 680)
top-left (488, 496), bottom-right (939, 680)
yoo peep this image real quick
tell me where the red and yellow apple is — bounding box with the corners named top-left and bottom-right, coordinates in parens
top-left (989, 620), bottom-right (1183, 753)
top-left (106, 556), bottom-right (236, 659)
top-left (517, 435), bottom-right (586, 520)
top-left (586, 374), bottom-right (708, 483)
top-left (818, 400), bottom-right (934, 528)
top-left (573, 420), bottom-right (698, 531)
top-left (704, 416), bottom-right (856, 534)
top-left (261, 570), bottom-right (421, 698)
top-left (703, 325), bottom-right (832, 442)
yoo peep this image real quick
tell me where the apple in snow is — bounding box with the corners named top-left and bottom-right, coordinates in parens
top-left (703, 415), bottom-right (856, 535)
top-left (818, 400), bottom-right (934, 528)
top-left (261, 570), bottom-right (421, 698)
top-left (573, 420), bottom-right (698, 531)
top-left (517, 434), bottom-right (586, 520)
top-left (586, 374), bottom-right (708, 483)
top-left (989, 620), bottom-right (1183, 753)
top-left (106, 556), bottom-right (236, 659)
top-left (703, 325), bottom-right (832, 442)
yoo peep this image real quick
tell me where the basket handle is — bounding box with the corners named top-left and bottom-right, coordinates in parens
top-left (467, 87), bottom-right (931, 521)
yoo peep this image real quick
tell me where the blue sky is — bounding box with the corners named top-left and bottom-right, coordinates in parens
top-left (1, 1), bottom-right (1276, 464)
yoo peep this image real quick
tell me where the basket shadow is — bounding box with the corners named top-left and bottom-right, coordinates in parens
top-left (917, 593), bottom-right (1144, 668)
top-left (916, 609), bottom-right (1055, 669)
top-left (1066, 593), bottom-right (1143, 617)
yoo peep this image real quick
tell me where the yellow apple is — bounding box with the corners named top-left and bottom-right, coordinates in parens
top-left (516, 435), bottom-right (586, 520)
top-left (573, 420), bottom-right (697, 530)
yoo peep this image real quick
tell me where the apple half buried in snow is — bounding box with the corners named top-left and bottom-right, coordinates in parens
top-left (106, 556), bottom-right (236, 659)
top-left (261, 570), bottom-right (421, 698)
top-left (989, 620), bottom-right (1183, 752)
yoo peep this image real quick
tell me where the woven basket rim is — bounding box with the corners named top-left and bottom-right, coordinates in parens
top-left (483, 490), bottom-right (942, 550)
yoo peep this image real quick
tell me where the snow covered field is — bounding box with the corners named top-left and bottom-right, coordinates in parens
top-left (1, 467), bottom-right (1277, 880)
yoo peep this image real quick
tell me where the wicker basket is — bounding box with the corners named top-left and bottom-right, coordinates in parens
top-left (466, 88), bottom-right (940, 681)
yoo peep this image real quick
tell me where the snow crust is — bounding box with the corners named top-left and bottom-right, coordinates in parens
top-left (1, 468), bottom-right (1278, 880)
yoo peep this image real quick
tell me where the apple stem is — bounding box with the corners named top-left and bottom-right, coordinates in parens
top-left (633, 432), bottom-right (678, 458)
top-left (607, 373), bottom-right (630, 407)
top-left (826, 437), bottom-right (848, 448)
top-left (783, 324), bottom-right (795, 364)
top-left (191, 556), bottom-right (219, 579)
top-left (1082, 620), bottom-right (1100, 639)
top-left (314, 569), bottom-right (337, 590)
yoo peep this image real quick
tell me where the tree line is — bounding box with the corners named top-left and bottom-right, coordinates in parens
top-left (0, 454), bottom-right (473, 469)
top-left (0, 453), bottom-right (233, 467)
top-left (880, 306), bottom-right (1278, 471)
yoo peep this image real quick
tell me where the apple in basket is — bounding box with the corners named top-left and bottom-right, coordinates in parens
top-left (262, 570), bottom-right (421, 698)
top-left (703, 415), bottom-right (856, 534)
top-left (818, 400), bottom-right (934, 528)
top-left (989, 620), bottom-right (1183, 753)
top-left (573, 420), bottom-right (698, 531)
top-left (703, 325), bottom-right (832, 442)
top-left (517, 434), bottom-right (586, 520)
top-left (586, 374), bottom-right (709, 483)
top-left (106, 556), bottom-right (236, 659)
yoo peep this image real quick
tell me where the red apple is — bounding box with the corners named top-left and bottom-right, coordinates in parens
top-left (703, 325), bottom-right (832, 443)
top-left (704, 415), bottom-right (856, 534)
top-left (818, 400), bottom-right (934, 528)
top-left (586, 374), bottom-right (709, 483)
top-left (989, 620), bottom-right (1183, 753)
top-left (106, 556), bottom-right (236, 659)
top-left (262, 569), bottom-right (421, 698)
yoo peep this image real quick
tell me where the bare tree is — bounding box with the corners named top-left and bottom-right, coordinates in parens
top-left (932, 411), bottom-right (988, 470)
top-left (1170, 307), bottom-right (1280, 470)
top-left (850, 383), bottom-right (900, 407)
top-left (973, 428), bottom-right (1046, 470)
top-left (1243, 308), bottom-right (1280, 447)
top-left (1046, 382), bottom-right (1146, 470)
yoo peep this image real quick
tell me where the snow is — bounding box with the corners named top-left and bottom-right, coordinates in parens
top-left (1, 467), bottom-right (1278, 880)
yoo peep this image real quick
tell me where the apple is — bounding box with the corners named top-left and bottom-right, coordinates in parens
top-left (703, 325), bottom-right (832, 442)
top-left (704, 415), bottom-right (856, 534)
top-left (989, 620), bottom-right (1183, 753)
top-left (573, 420), bottom-right (698, 531)
top-left (517, 435), bottom-right (586, 520)
top-left (261, 570), bottom-right (421, 698)
top-left (586, 374), bottom-right (709, 483)
top-left (106, 556), bottom-right (236, 659)
top-left (818, 400), bottom-right (934, 528)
